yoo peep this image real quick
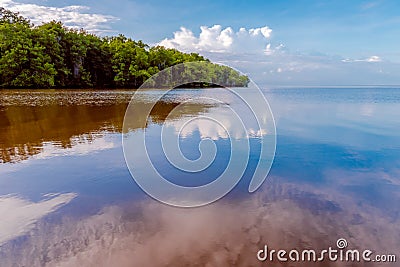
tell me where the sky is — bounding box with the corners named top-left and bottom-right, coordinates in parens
top-left (1, 0), bottom-right (400, 86)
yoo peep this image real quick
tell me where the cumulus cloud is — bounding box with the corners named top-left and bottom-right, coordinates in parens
top-left (0, 0), bottom-right (118, 33)
top-left (159, 25), bottom-right (273, 54)
top-left (157, 25), bottom-right (329, 85)
top-left (159, 25), bottom-right (400, 86)
top-left (0, 193), bottom-right (77, 246)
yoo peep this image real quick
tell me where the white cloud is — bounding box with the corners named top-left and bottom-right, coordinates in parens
top-left (366, 56), bottom-right (382, 62)
top-left (159, 25), bottom-right (400, 86)
top-left (342, 55), bottom-right (382, 63)
top-left (0, 193), bottom-right (77, 246)
top-left (0, 0), bottom-right (118, 33)
top-left (158, 25), bottom-right (346, 86)
top-left (159, 25), bottom-right (273, 54)
top-left (361, 1), bottom-right (380, 10)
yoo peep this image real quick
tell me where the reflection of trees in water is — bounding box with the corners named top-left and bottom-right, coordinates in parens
top-left (0, 91), bottom-right (211, 163)
top-left (0, 104), bottom-right (127, 163)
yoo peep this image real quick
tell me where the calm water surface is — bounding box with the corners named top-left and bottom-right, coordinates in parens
top-left (0, 88), bottom-right (399, 266)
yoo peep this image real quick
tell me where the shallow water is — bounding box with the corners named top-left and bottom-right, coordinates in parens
top-left (0, 88), bottom-right (399, 266)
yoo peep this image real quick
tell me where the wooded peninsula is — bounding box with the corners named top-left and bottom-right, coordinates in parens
top-left (0, 8), bottom-right (249, 89)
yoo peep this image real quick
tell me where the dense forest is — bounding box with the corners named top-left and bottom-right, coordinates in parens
top-left (0, 8), bottom-right (249, 89)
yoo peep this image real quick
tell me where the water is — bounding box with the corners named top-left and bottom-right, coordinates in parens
top-left (0, 88), bottom-right (399, 266)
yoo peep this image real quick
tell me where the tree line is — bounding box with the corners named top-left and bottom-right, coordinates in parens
top-left (0, 8), bottom-right (249, 89)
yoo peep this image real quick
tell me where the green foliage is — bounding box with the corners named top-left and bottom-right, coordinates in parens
top-left (0, 7), bottom-right (30, 25)
top-left (0, 16), bottom-right (56, 88)
top-left (0, 9), bottom-right (249, 89)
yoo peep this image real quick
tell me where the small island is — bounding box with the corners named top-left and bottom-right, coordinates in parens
top-left (0, 8), bottom-right (249, 89)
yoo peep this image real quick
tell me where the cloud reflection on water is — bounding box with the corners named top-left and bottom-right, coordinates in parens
top-left (1, 88), bottom-right (399, 266)
top-left (1, 179), bottom-right (398, 267)
top-left (0, 193), bottom-right (77, 246)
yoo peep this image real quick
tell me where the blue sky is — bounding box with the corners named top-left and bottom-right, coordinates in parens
top-left (2, 0), bottom-right (400, 86)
